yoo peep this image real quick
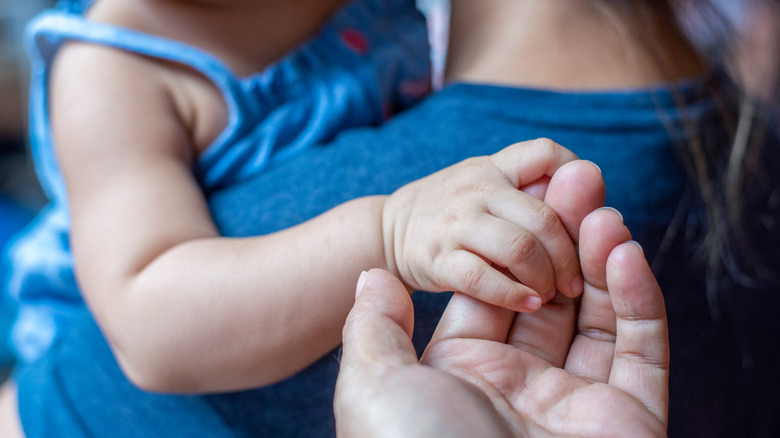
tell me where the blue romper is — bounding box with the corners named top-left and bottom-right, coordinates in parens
top-left (4, 0), bottom-right (430, 365)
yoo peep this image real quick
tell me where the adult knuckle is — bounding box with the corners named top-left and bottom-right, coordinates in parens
top-left (615, 348), bottom-right (669, 370)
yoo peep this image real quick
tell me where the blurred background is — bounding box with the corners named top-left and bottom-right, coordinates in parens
top-left (0, 0), bottom-right (51, 383)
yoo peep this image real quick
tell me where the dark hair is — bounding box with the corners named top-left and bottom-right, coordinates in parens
top-left (678, 0), bottom-right (780, 286)
top-left (602, 0), bottom-right (780, 287)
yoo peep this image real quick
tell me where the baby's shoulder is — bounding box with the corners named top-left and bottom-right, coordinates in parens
top-left (50, 39), bottom-right (227, 156)
top-left (50, 39), bottom-right (173, 118)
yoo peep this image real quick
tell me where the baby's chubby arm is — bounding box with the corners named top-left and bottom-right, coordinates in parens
top-left (50, 40), bottom-right (595, 394)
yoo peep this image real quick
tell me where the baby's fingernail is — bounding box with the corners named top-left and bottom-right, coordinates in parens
top-left (355, 271), bottom-right (368, 299)
top-left (524, 295), bottom-right (542, 311)
top-left (571, 274), bottom-right (584, 297)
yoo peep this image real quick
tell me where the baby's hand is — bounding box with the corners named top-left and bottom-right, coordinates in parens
top-left (382, 139), bottom-right (605, 312)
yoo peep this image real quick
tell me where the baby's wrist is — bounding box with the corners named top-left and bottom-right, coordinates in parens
top-left (379, 195), bottom-right (399, 278)
top-left (379, 192), bottom-right (417, 294)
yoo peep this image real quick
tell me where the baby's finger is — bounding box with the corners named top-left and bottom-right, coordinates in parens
top-left (486, 191), bottom-right (582, 299)
top-left (489, 138), bottom-right (579, 189)
top-left (460, 215), bottom-right (556, 302)
top-left (440, 250), bottom-right (543, 313)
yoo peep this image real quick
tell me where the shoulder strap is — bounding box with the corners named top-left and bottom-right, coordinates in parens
top-left (25, 10), bottom-right (242, 115)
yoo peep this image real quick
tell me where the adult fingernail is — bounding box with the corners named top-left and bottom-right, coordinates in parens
top-left (585, 160), bottom-right (602, 174)
top-left (355, 271), bottom-right (368, 299)
top-left (628, 240), bottom-right (644, 254)
top-left (598, 206), bottom-right (623, 223)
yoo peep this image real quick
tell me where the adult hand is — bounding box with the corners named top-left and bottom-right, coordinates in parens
top-left (334, 207), bottom-right (668, 437)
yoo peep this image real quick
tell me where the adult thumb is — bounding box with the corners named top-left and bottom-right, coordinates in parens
top-left (342, 269), bottom-right (417, 370)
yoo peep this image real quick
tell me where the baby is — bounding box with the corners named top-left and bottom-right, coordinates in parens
top-left (5, 0), bottom-right (584, 394)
